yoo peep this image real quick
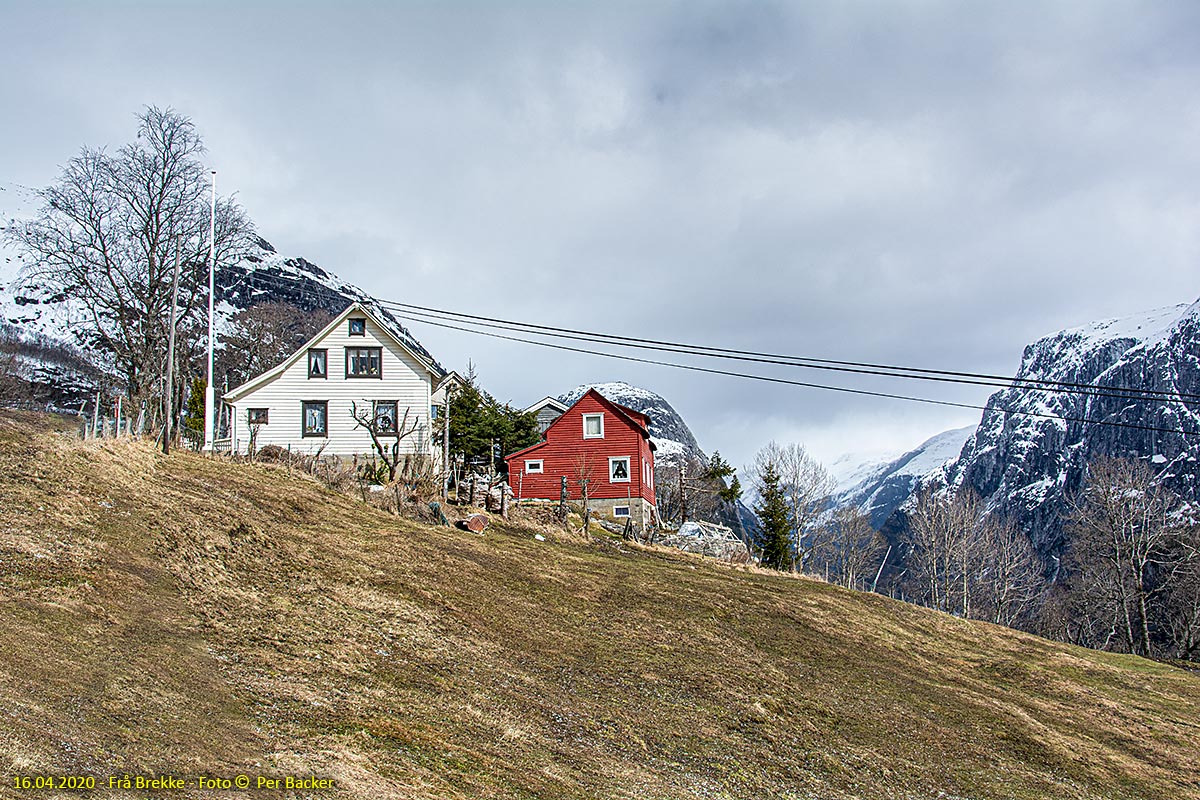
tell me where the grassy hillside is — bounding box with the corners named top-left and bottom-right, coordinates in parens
top-left (1, 410), bottom-right (1198, 800)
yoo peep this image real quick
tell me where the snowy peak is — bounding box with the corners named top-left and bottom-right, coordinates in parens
top-left (833, 425), bottom-right (976, 529)
top-left (918, 298), bottom-right (1200, 555)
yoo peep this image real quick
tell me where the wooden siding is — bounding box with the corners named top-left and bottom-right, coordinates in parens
top-left (507, 390), bottom-right (655, 505)
top-left (229, 315), bottom-right (434, 458)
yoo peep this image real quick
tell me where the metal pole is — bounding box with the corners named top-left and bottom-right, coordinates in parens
top-left (163, 249), bottom-right (182, 454)
top-left (441, 385), bottom-right (451, 501)
top-left (202, 170), bottom-right (217, 453)
top-left (871, 545), bottom-right (893, 594)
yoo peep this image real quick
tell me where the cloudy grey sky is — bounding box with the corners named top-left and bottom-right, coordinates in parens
top-left (2, 1), bottom-right (1198, 474)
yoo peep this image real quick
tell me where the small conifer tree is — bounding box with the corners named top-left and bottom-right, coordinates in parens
top-left (182, 377), bottom-right (207, 447)
top-left (755, 461), bottom-right (793, 570)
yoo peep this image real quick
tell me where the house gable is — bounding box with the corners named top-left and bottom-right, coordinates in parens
top-left (225, 302), bottom-right (438, 403)
top-left (224, 302), bottom-right (437, 457)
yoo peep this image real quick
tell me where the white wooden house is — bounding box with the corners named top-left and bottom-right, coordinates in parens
top-left (222, 302), bottom-right (443, 459)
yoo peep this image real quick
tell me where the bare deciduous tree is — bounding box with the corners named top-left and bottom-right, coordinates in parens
top-left (350, 401), bottom-right (424, 482)
top-left (3, 106), bottom-right (253, 425)
top-left (903, 487), bottom-right (969, 613)
top-left (1164, 525), bottom-right (1200, 660)
top-left (218, 302), bottom-right (333, 388)
top-left (573, 450), bottom-right (600, 535)
top-left (655, 451), bottom-right (738, 526)
top-left (976, 515), bottom-right (1043, 627)
top-left (810, 505), bottom-right (887, 590)
top-left (1066, 456), bottom-right (1193, 658)
top-left (900, 488), bottom-right (1036, 620)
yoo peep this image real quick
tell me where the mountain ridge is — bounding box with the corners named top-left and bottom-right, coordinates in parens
top-left (833, 425), bottom-right (977, 529)
top-left (890, 300), bottom-right (1200, 556)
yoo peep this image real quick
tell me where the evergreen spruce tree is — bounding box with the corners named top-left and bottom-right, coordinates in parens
top-left (181, 377), bottom-right (207, 447)
top-left (447, 368), bottom-right (540, 472)
top-left (755, 461), bottom-right (793, 570)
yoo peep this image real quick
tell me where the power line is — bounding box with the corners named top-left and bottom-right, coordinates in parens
top-left (383, 299), bottom-right (1200, 404)
top-left (389, 310), bottom-right (1199, 438)
top-left (388, 304), bottom-right (1199, 408)
top-left (212, 267), bottom-right (1200, 436)
top-left (226, 267), bottom-right (1194, 405)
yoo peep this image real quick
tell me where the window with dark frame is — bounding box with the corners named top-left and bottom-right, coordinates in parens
top-left (346, 347), bottom-right (382, 378)
top-left (307, 348), bottom-right (328, 379)
top-left (302, 401), bottom-right (328, 437)
top-left (373, 400), bottom-right (398, 435)
top-left (307, 347), bottom-right (326, 379)
top-left (348, 318), bottom-right (366, 336)
top-left (248, 408), bottom-right (269, 425)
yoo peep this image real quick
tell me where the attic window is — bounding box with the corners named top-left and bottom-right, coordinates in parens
top-left (307, 348), bottom-right (327, 379)
top-left (583, 413), bottom-right (604, 439)
top-left (348, 318), bottom-right (366, 336)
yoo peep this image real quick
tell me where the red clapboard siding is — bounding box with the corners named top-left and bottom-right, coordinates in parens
top-left (506, 389), bottom-right (656, 505)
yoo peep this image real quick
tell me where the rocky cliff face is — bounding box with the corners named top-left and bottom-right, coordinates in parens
top-left (903, 301), bottom-right (1200, 556)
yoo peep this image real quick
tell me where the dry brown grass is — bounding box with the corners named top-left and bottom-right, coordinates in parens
top-left (1, 409), bottom-right (1198, 799)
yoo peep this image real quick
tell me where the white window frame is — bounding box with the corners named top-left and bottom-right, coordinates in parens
top-left (525, 459), bottom-right (544, 474)
top-left (583, 413), bottom-right (604, 439)
top-left (613, 505), bottom-right (630, 517)
top-left (609, 456), bottom-right (631, 483)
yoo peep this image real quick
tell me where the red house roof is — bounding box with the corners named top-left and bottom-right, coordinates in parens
top-left (507, 389), bottom-right (654, 460)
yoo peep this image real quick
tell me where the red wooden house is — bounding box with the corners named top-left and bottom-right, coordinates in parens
top-left (505, 389), bottom-right (657, 531)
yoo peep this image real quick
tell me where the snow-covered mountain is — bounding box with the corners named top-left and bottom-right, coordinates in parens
top-left (895, 301), bottom-right (1200, 556)
top-left (832, 425), bottom-right (976, 529)
top-left (214, 237), bottom-right (441, 373)
top-left (3, 179), bottom-right (440, 377)
top-left (1, 220), bottom-right (443, 403)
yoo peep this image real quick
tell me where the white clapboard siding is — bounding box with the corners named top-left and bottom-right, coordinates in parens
top-left (229, 313), bottom-right (435, 458)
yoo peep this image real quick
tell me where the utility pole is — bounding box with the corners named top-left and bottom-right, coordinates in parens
top-left (163, 249), bottom-right (182, 455)
top-left (679, 462), bottom-right (689, 524)
top-left (202, 170), bottom-right (217, 454)
top-left (441, 385), bottom-right (451, 501)
top-left (871, 545), bottom-right (892, 594)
